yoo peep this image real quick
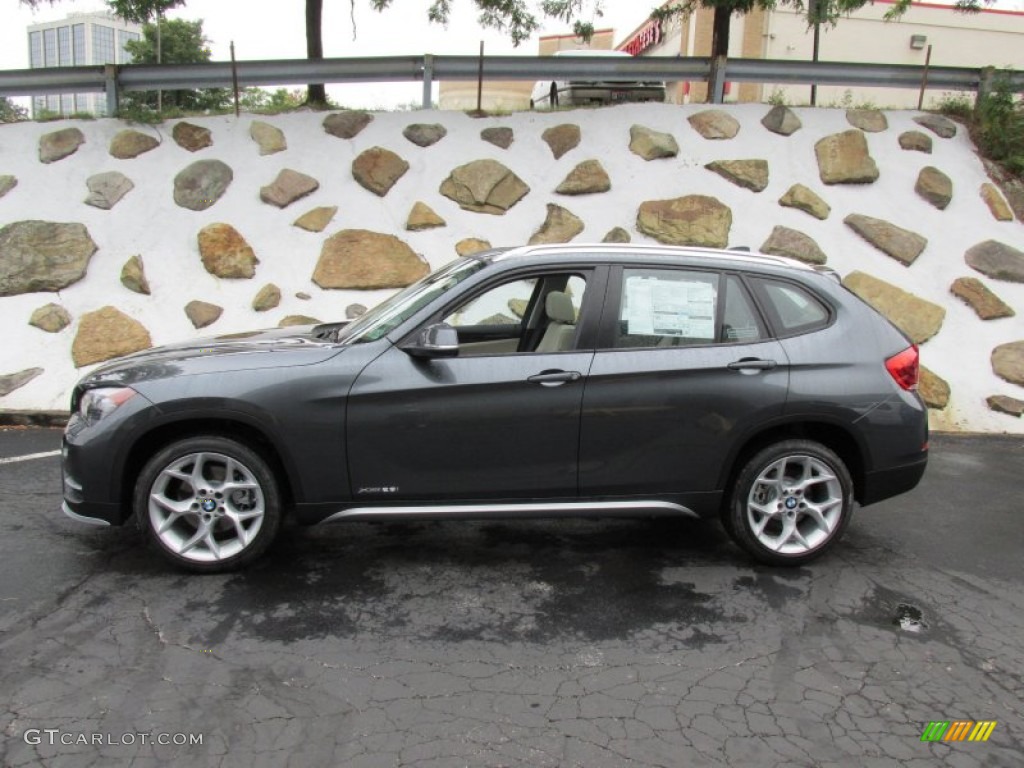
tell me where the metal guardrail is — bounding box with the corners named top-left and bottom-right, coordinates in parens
top-left (0, 54), bottom-right (1019, 112)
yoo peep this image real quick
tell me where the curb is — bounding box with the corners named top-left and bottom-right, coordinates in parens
top-left (0, 410), bottom-right (70, 428)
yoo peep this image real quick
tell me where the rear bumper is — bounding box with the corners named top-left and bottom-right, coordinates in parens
top-left (562, 85), bottom-right (665, 104)
top-left (860, 453), bottom-right (928, 506)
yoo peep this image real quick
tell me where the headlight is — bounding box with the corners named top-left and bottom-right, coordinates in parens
top-left (78, 387), bottom-right (137, 426)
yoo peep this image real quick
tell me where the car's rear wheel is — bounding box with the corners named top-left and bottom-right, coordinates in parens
top-left (135, 436), bottom-right (281, 572)
top-left (725, 440), bottom-right (853, 566)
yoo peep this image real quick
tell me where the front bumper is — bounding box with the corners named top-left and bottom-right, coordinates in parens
top-left (61, 392), bottom-right (157, 527)
top-left (62, 501), bottom-right (111, 526)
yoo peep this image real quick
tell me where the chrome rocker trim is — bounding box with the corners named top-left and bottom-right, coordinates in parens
top-left (320, 500), bottom-right (697, 524)
top-left (62, 501), bottom-right (111, 527)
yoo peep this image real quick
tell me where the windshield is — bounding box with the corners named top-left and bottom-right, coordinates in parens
top-left (336, 257), bottom-right (485, 344)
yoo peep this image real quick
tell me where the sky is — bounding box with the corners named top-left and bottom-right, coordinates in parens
top-left (2, 0), bottom-right (650, 108)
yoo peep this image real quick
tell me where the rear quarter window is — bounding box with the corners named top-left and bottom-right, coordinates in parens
top-left (752, 278), bottom-right (831, 336)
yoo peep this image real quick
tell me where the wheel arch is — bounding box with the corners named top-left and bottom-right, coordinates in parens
top-left (118, 416), bottom-right (298, 522)
top-left (720, 420), bottom-right (868, 506)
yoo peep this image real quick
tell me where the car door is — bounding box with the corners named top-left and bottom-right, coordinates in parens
top-left (579, 267), bottom-right (790, 497)
top-left (346, 268), bottom-right (603, 502)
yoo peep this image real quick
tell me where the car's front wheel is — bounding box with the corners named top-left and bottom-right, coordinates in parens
top-left (725, 440), bottom-right (853, 566)
top-left (134, 436), bottom-right (281, 572)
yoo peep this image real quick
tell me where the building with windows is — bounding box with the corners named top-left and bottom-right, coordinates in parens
top-left (439, 1), bottom-right (1023, 111)
top-left (616, 0), bottom-right (1024, 107)
top-left (27, 11), bottom-right (142, 117)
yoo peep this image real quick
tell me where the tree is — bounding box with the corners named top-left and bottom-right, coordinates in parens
top-left (121, 18), bottom-right (229, 111)
top-left (299, 0), bottom-right (605, 104)
top-left (106, 0), bottom-right (185, 23)
top-left (1, 96), bottom-right (29, 124)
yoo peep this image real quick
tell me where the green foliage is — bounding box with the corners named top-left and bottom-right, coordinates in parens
top-left (366, 0), bottom-right (604, 46)
top-left (767, 87), bottom-right (787, 107)
top-left (0, 96), bottom-right (29, 124)
top-left (121, 18), bottom-right (230, 112)
top-left (974, 73), bottom-right (1024, 177)
top-left (933, 92), bottom-right (973, 119)
top-left (106, 0), bottom-right (185, 23)
top-left (240, 88), bottom-right (307, 114)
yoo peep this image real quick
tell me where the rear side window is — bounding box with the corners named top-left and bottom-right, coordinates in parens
top-left (752, 278), bottom-right (831, 336)
top-left (615, 268), bottom-right (718, 348)
top-left (722, 275), bottom-right (765, 343)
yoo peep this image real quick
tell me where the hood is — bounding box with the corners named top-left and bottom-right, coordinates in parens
top-left (82, 323), bottom-right (349, 387)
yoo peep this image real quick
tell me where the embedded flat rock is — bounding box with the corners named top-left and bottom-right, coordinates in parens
top-left (39, 128), bottom-right (84, 163)
top-left (173, 160), bottom-right (233, 211)
top-left (688, 110), bottom-right (739, 139)
top-left (965, 240), bottom-right (1024, 282)
top-left (71, 306), bottom-right (152, 367)
top-left (843, 271), bottom-right (945, 343)
top-left (760, 226), bottom-right (826, 264)
top-left (197, 223), bottom-right (258, 278)
top-left (529, 204), bottom-right (584, 245)
top-left (636, 195), bottom-right (732, 248)
top-left (313, 230), bottom-right (427, 290)
top-left (0, 221), bottom-right (97, 296)
top-left (844, 214), bottom-right (927, 265)
top-left (555, 160), bottom-right (611, 195)
top-left (815, 130), bottom-right (879, 184)
top-left (109, 129), bottom-right (159, 159)
top-left (629, 125), bottom-right (679, 160)
top-left (439, 159), bottom-right (529, 215)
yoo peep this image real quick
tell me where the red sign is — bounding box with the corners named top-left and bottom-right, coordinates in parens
top-left (622, 20), bottom-right (662, 56)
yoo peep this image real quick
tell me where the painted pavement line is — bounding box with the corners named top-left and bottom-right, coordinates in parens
top-left (0, 450), bottom-right (61, 465)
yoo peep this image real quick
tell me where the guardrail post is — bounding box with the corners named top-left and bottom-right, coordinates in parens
top-left (709, 55), bottom-right (727, 104)
top-left (975, 66), bottom-right (995, 114)
top-left (421, 54), bottom-right (433, 109)
top-left (104, 64), bottom-right (119, 115)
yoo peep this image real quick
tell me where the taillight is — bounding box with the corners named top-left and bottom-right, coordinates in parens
top-left (885, 345), bottom-right (919, 391)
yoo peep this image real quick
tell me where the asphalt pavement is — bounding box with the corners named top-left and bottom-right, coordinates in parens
top-left (0, 428), bottom-right (1021, 768)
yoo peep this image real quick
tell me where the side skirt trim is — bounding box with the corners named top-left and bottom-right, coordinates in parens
top-left (319, 500), bottom-right (698, 524)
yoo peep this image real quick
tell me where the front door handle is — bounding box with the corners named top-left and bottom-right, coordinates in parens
top-left (727, 358), bottom-right (778, 371)
top-left (527, 370), bottom-right (582, 386)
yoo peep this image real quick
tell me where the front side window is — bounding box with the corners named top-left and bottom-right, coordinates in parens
top-left (441, 273), bottom-right (588, 356)
top-left (616, 268), bottom-right (718, 348)
top-left (337, 258), bottom-right (485, 344)
top-left (446, 279), bottom-right (537, 327)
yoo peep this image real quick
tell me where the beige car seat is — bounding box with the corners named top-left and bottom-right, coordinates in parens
top-left (535, 291), bottom-right (577, 352)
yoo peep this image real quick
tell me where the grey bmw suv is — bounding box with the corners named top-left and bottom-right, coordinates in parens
top-left (61, 244), bottom-right (928, 572)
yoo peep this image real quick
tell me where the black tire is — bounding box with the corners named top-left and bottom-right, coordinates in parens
top-left (550, 82), bottom-right (559, 108)
top-left (725, 439), bottom-right (854, 567)
top-left (134, 436), bottom-right (282, 573)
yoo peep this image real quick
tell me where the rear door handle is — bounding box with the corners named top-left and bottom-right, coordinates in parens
top-left (727, 358), bottom-right (778, 371)
top-left (528, 370), bottom-right (582, 386)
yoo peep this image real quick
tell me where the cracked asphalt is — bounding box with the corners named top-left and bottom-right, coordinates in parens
top-left (0, 428), bottom-right (1021, 768)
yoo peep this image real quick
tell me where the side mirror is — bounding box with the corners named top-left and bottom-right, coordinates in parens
top-left (404, 323), bottom-right (459, 359)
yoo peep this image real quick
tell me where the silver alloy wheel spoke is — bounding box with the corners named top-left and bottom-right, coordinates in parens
top-left (746, 454), bottom-right (844, 556)
top-left (148, 451), bottom-right (265, 563)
